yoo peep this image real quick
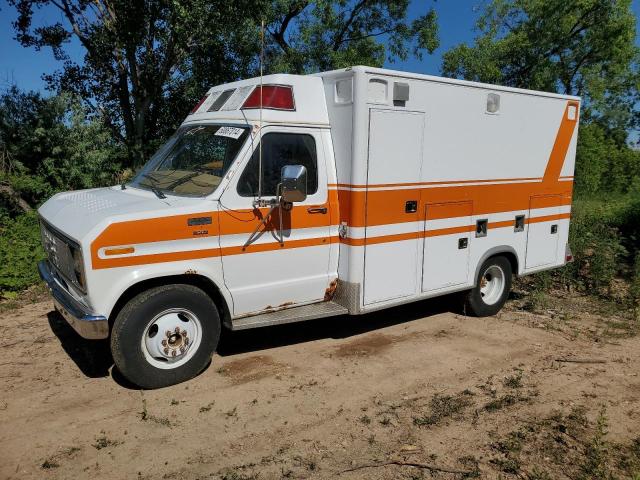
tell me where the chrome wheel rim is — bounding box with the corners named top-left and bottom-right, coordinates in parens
top-left (480, 265), bottom-right (505, 306)
top-left (141, 308), bottom-right (202, 369)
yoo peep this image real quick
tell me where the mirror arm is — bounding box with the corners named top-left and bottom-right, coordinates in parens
top-left (244, 185), bottom-right (285, 250)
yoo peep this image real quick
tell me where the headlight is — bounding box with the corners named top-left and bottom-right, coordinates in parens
top-left (70, 245), bottom-right (86, 290)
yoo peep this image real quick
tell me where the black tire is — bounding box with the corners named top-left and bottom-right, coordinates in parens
top-left (464, 256), bottom-right (512, 317)
top-left (111, 284), bottom-right (220, 389)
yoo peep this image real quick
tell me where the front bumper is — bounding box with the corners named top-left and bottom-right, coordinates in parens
top-left (38, 260), bottom-right (109, 340)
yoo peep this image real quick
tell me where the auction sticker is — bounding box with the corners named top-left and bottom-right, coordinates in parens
top-left (215, 126), bottom-right (245, 139)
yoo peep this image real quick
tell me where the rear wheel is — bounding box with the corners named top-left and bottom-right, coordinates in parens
top-left (464, 256), bottom-right (512, 317)
top-left (111, 284), bottom-right (220, 389)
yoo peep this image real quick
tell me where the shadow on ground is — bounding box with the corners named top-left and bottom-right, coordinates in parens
top-left (47, 310), bottom-right (113, 378)
top-left (46, 292), bottom-right (463, 385)
top-left (216, 293), bottom-right (462, 357)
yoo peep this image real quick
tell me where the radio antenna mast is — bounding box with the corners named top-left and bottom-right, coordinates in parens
top-left (257, 18), bottom-right (265, 200)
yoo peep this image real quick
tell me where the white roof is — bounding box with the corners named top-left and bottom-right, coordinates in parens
top-left (316, 65), bottom-right (581, 102)
top-left (184, 74), bottom-right (330, 127)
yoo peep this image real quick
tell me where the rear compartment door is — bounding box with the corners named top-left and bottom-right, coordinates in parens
top-left (422, 201), bottom-right (473, 292)
top-left (363, 109), bottom-right (425, 305)
top-left (525, 195), bottom-right (561, 269)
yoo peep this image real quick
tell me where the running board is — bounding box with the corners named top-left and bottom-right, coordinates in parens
top-left (230, 301), bottom-right (348, 331)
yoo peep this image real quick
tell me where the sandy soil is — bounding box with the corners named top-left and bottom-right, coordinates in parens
top-left (1, 292), bottom-right (639, 479)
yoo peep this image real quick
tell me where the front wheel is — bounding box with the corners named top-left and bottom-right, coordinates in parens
top-left (464, 256), bottom-right (512, 317)
top-left (111, 284), bottom-right (220, 389)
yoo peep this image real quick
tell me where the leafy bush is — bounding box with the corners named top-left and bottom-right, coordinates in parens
top-left (551, 195), bottom-right (640, 304)
top-left (0, 212), bottom-right (45, 297)
top-left (1, 88), bottom-right (126, 217)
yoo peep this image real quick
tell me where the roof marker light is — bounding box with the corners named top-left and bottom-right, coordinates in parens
top-left (242, 85), bottom-right (295, 111)
top-left (190, 95), bottom-right (208, 114)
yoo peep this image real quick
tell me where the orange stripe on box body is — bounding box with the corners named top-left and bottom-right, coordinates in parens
top-left (340, 213), bottom-right (570, 247)
top-left (338, 181), bottom-right (573, 228)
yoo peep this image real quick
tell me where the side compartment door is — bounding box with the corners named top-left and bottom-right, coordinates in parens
top-left (422, 201), bottom-right (473, 292)
top-left (219, 128), bottom-right (333, 317)
top-left (525, 195), bottom-right (561, 269)
top-left (363, 109), bottom-right (424, 305)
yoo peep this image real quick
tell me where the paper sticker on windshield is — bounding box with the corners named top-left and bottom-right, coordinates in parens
top-left (215, 126), bottom-right (244, 139)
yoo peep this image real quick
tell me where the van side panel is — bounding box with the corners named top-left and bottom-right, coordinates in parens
top-left (321, 68), bottom-right (578, 314)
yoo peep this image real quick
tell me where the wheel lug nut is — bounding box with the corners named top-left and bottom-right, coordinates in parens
top-left (181, 330), bottom-right (187, 336)
top-left (180, 346), bottom-right (186, 353)
top-left (175, 326), bottom-right (180, 334)
top-left (161, 339), bottom-right (167, 346)
top-left (184, 338), bottom-right (189, 346)
top-left (163, 347), bottom-right (169, 355)
top-left (171, 350), bottom-right (177, 357)
top-left (166, 330), bottom-right (172, 338)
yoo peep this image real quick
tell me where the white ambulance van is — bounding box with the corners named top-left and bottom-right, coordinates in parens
top-left (38, 66), bottom-right (579, 388)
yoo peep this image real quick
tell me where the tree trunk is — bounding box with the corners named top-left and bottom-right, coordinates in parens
top-left (0, 184), bottom-right (32, 213)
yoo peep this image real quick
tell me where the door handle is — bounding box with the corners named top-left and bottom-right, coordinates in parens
top-left (307, 207), bottom-right (328, 214)
top-left (551, 224), bottom-right (558, 234)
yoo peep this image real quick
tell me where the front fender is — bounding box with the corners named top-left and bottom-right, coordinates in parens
top-left (86, 256), bottom-right (232, 320)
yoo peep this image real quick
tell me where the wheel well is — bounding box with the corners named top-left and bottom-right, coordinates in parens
top-left (475, 248), bottom-right (520, 284)
top-left (492, 251), bottom-right (519, 277)
top-left (108, 274), bottom-right (231, 331)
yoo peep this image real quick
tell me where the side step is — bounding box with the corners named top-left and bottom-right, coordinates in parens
top-left (230, 301), bottom-right (348, 331)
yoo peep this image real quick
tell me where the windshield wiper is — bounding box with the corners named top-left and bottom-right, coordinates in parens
top-left (165, 172), bottom-right (200, 191)
top-left (142, 174), bottom-right (167, 199)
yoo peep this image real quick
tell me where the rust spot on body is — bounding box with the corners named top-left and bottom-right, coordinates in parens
top-left (184, 269), bottom-right (198, 275)
top-left (324, 278), bottom-right (338, 301)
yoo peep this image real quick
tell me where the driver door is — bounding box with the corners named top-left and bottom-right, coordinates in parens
top-left (218, 127), bottom-right (333, 317)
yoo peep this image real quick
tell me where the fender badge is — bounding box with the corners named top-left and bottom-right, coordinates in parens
top-left (192, 230), bottom-right (208, 236)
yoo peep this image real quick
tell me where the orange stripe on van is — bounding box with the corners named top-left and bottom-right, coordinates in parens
top-left (340, 212), bottom-right (570, 247)
top-left (341, 182), bottom-right (573, 228)
top-left (329, 177), bottom-right (543, 189)
top-left (527, 212), bottom-right (571, 224)
top-left (91, 200), bottom-right (331, 269)
top-left (93, 236), bottom-right (338, 269)
top-left (543, 101), bottom-right (579, 184)
top-left (92, 210), bottom-right (570, 268)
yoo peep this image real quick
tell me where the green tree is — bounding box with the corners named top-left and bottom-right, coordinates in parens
top-left (10, 0), bottom-right (261, 166)
top-left (10, 0), bottom-right (439, 167)
top-left (262, 0), bottom-right (439, 73)
top-left (441, 0), bottom-right (639, 133)
top-left (0, 86), bottom-right (125, 213)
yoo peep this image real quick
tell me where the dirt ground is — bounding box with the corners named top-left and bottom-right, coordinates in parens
top-left (2, 289), bottom-right (640, 480)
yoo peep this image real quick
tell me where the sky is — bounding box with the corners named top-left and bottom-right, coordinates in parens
top-left (0, 0), bottom-right (639, 94)
top-left (0, 1), bottom-right (484, 93)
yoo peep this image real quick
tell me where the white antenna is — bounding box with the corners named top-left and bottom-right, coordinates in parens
top-left (258, 18), bottom-right (265, 200)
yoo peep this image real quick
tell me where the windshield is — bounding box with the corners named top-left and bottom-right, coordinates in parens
top-left (130, 124), bottom-right (250, 197)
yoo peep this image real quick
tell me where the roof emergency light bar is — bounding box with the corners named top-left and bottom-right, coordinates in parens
top-left (242, 85), bottom-right (295, 111)
top-left (190, 95), bottom-right (208, 114)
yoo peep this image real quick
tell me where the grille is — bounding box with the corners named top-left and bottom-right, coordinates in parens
top-left (40, 221), bottom-right (83, 291)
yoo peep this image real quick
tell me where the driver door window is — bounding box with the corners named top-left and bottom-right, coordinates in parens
top-left (237, 133), bottom-right (318, 197)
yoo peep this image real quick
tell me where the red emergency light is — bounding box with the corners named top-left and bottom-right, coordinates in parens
top-left (242, 85), bottom-right (295, 111)
top-left (190, 95), bottom-right (208, 114)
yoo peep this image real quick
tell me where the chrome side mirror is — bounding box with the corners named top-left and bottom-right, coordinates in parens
top-left (280, 165), bottom-right (307, 203)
